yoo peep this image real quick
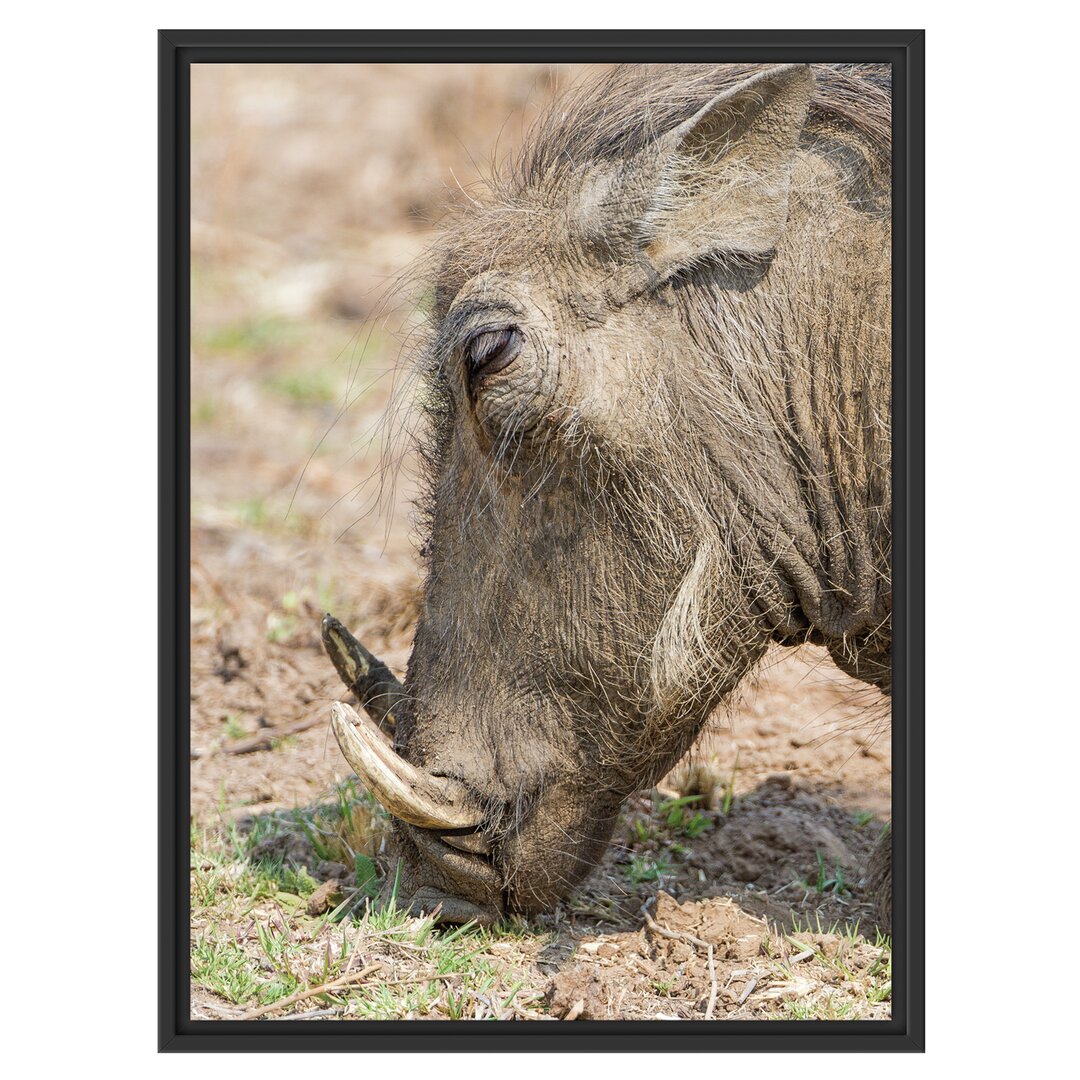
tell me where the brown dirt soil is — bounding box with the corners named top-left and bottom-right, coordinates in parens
top-left (189, 62), bottom-right (891, 1022)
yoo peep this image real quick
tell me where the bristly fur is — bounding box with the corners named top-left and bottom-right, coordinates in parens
top-left (383, 63), bottom-right (893, 916)
top-left (511, 63), bottom-right (891, 192)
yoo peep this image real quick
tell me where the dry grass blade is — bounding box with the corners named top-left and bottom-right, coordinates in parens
top-left (562, 999), bottom-right (585, 1021)
top-left (381, 972), bottom-right (458, 988)
top-left (237, 961), bottom-right (384, 1020)
top-left (704, 943), bottom-right (718, 1020)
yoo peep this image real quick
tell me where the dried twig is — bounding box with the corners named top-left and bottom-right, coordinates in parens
top-left (191, 711), bottom-right (324, 759)
top-left (278, 1008), bottom-right (339, 1021)
top-left (208, 967), bottom-right (459, 1022)
top-left (641, 898), bottom-right (720, 1020)
top-left (236, 961), bottom-right (384, 1020)
top-left (704, 944), bottom-right (718, 1020)
top-left (639, 898), bottom-right (711, 950)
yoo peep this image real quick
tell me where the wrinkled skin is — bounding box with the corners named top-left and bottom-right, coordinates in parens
top-left (345, 64), bottom-right (892, 922)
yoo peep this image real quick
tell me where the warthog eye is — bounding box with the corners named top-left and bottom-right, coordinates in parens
top-left (464, 326), bottom-right (522, 387)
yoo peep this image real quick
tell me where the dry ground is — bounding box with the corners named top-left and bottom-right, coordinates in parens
top-left (189, 62), bottom-right (891, 1022)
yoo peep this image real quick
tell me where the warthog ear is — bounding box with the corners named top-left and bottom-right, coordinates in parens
top-left (640, 64), bottom-right (814, 278)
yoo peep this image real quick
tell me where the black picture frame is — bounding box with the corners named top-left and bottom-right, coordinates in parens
top-left (161, 28), bottom-right (924, 1053)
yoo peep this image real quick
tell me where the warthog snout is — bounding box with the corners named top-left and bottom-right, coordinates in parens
top-left (322, 61), bottom-right (893, 922)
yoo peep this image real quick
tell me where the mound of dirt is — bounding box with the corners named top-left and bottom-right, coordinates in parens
top-left (540, 888), bottom-right (890, 1021)
top-left (547, 966), bottom-right (612, 1020)
top-left (706, 779), bottom-right (860, 889)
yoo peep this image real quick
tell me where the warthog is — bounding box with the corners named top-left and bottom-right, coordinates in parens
top-left (324, 62), bottom-right (892, 924)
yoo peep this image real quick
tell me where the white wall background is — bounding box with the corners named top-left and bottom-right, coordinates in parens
top-left (2, 4), bottom-right (1074, 1074)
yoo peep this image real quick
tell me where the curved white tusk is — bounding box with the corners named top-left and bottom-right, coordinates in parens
top-left (330, 702), bottom-right (483, 831)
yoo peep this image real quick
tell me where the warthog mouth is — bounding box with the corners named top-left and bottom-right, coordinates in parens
top-left (322, 616), bottom-right (506, 924)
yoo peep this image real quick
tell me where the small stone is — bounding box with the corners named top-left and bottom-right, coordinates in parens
top-left (547, 966), bottom-right (609, 1019)
top-left (816, 933), bottom-right (842, 958)
top-left (305, 878), bottom-right (345, 916)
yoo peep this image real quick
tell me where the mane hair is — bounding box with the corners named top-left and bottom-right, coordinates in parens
top-left (408, 60), bottom-right (893, 785)
top-left (509, 63), bottom-right (892, 195)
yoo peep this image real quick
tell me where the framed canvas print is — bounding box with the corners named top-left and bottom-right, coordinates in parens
top-left (161, 28), bottom-right (924, 1051)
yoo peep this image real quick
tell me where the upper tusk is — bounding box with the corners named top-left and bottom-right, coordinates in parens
top-left (330, 702), bottom-right (483, 832)
top-left (321, 614), bottom-right (404, 734)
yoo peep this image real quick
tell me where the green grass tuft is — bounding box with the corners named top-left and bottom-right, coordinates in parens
top-left (265, 369), bottom-right (338, 405)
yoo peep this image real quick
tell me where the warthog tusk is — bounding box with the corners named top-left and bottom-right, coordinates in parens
top-left (441, 832), bottom-right (492, 856)
top-left (330, 702), bottom-right (483, 831)
top-left (321, 614), bottom-right (404, 734)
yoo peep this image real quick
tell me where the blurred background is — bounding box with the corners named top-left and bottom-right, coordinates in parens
top-left (189, 65), bottom-right (891, 1020)
top-left (190, 62), bottom-right (888, 832)
top-left (190, 64), bottom-right (589, 814)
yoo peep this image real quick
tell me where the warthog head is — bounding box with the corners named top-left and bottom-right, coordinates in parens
top-left (327, 63), bottom-right (893, 923)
